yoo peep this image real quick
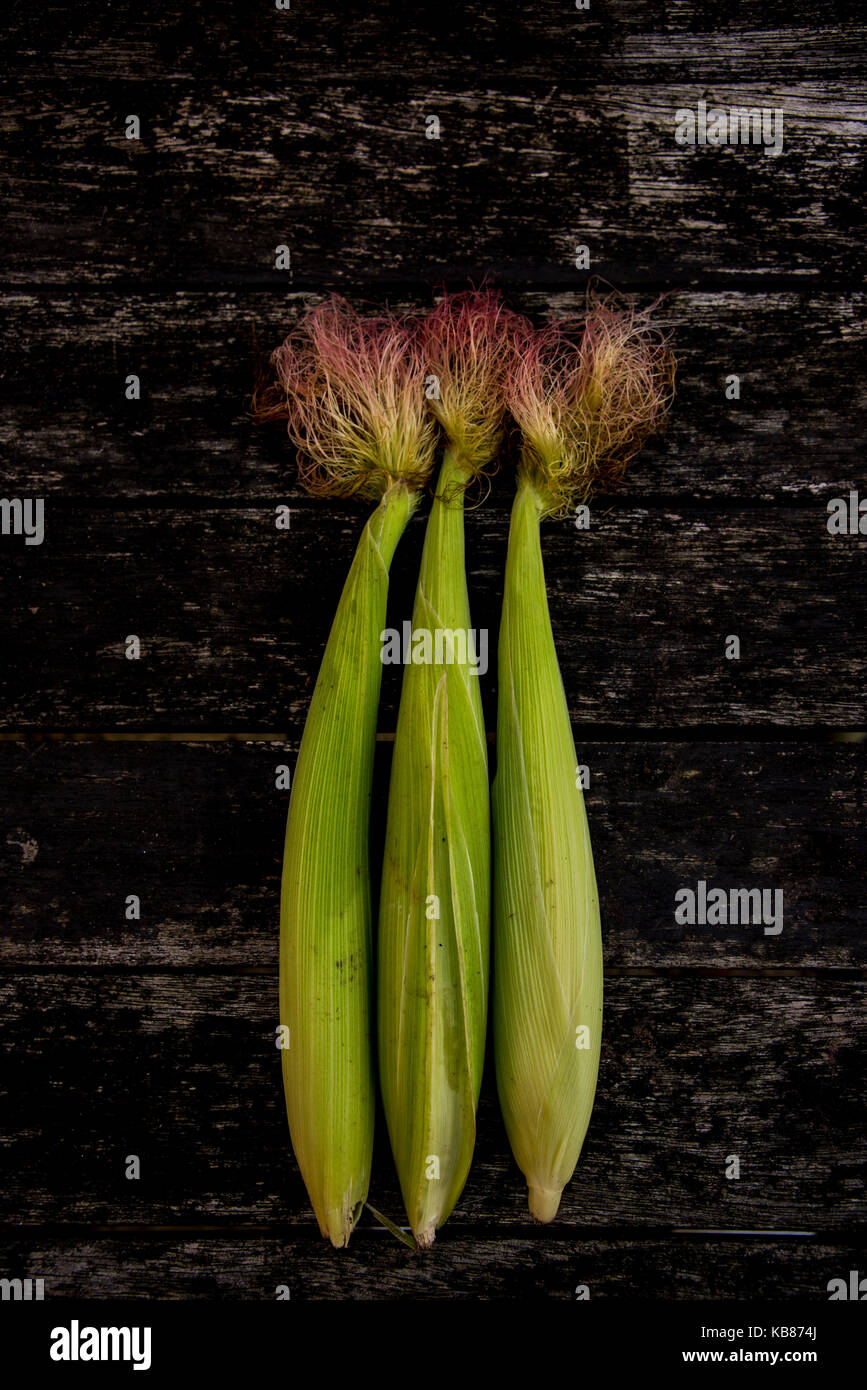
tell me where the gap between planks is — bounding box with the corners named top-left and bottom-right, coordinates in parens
top-left (0, 729), bottom-right (864, 743)
top-left (6, 494), bottom-right (854, 511)
top-left (5, 1223), bottom-right (863, 1243)
top-left (0, 274), bottom-right (853, 295)
top-left (1, 965), bottom-right (863, 980)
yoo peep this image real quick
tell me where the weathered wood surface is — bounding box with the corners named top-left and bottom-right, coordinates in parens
top-left (6, 2), bottom-right (865, 83)
top-left (0, 740), bottom-right (863, 969)
top-left (2, 290), bottom-right (865, 501)
top-left (1, 975), bottom-right (864, 1230)
top-left (2, 504), bottom-right (864, 729)
top-left (2, 3), bottom-right (865, 1300)
top-left (3, 3), bottom-right (866, 287)
top-left (4, 80), bottom-right (865, 287)
top-left (2, 1234), bottom-right (865, 1300)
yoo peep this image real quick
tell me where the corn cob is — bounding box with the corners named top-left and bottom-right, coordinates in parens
top-left (378, 292), bottom-right (522, 1247)
top-left (494, 299), bottom-right (674, 1222)
top-left (256, 297), bottom-right (437, 1246)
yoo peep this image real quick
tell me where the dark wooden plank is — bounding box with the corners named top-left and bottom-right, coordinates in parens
top-left (1, 1232), bottom-right (864, 1300)
top-left (1, 504), bottom-right (864, 729)
top-left (617, 23), bottom-right (867, 80)
top-left (3, 80), bottom-right (864, 286)
top-left (6, 1), bottom-right (864, 85)
top-left (1, 975), bottom-right (863, 1229)
top-left (4, 0), bottom-right (620, 84)
top-left (3, 0), bottom-right (863, 1308)
top-left (2, 289), bottom-right (865, 501)
top-left (0, 740), bottom-right (863, 968)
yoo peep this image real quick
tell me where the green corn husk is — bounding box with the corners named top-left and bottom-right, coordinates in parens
top-left (492, 478), bottom-right (602, 1223)
top-left (281, 481), bottom-right (417, 1247)
top-left (494, 296), bottom-right (674, 1222)
top-left (259, 295), bottom-right (438, 1248)
top-left (378, 446), bottom-right (490, 1248)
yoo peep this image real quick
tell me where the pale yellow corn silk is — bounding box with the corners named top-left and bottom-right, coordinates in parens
top-left (421, 289), bottom-right (528, 480)
top-left (262, 295), bottom-right (439, 499)
top-left (507, 295), bottom-right (675, 515)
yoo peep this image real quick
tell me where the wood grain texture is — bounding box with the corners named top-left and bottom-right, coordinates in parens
top-left (3, 3), bottom-right (865, 288)
top-left (4, 79), bottom-right (864, 287)
top-left (2, 1233), bottom-right (865, 1300)
top-left (1, 975), bottom-right (864, 1230)
top-left (5, 1), bottom-right (864, 84)
top-left (2, 2), bottom-right (865, 1299)
top-left (2, 289), bottom-right (865, 501)
top-left (2, 503), bottom-right (864, 729)
top-left (0, 740), bottom-right (863, 969)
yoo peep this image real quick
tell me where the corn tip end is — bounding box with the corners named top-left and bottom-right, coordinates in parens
top-left (319, 1199), bottom-right (362, 1249)
top-left (528, 1186), bottom-right (563, 1224)
top-left (321, 1217), bottom-right (351, 1249)
top-left (414, 1223), bottom-right (437, 1252)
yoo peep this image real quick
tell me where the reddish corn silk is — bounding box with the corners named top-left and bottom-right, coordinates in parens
top-left (506, 295), bottom-right (675, 514)
top-left (420, 289), bottom-right (529, 475)
top-left (260, 295), bottom-right (438, 499)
